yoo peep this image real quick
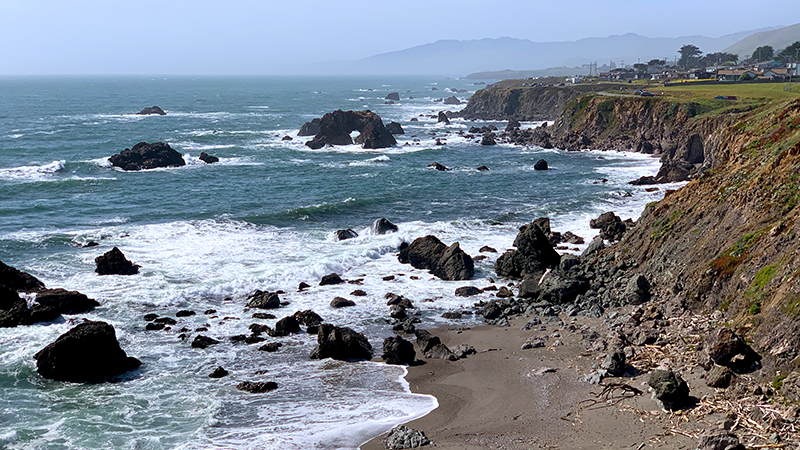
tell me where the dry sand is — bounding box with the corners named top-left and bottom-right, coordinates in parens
top-left (361, 315), bottom-right (718, 450)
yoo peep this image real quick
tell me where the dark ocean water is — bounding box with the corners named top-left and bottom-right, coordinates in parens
top-left (0, 76), bottom-right (668, 449)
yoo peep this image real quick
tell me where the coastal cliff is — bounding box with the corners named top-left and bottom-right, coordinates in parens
top-left (522, 92), bottom-right (800, 375)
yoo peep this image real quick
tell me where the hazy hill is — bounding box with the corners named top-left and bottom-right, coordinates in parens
top-left (333, 30), bottom-right (759, 76)
top-left (722, 23), bottom-right (800, 59)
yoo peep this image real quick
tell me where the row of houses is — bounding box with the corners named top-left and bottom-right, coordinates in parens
top-left (598, 63), bottom-right (799, 82)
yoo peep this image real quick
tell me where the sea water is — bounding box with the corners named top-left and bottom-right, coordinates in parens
top-left (0, 76), bottom-right (679, 449)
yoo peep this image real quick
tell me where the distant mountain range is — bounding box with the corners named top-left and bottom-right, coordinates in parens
top-left (722, 23), bottom-right (800, 59)
top-left (314, 29), bottom-right (768, 77)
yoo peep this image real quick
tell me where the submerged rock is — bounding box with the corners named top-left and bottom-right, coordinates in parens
top-left (136, 106), bottom-right (166, 115)
top-left (34, 321), bottom-right (141, 382)
top-left (237, 381), bottom-right (278, 393)
top-left (109, 142), bottom-right (185, 171)
top-left (95, 247), bottom-right (140, 275)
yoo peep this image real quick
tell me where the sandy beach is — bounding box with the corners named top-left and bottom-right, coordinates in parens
top-left (361, 313), bottom-right (722, 450)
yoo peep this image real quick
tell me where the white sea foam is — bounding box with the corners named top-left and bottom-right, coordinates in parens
top-left (0, 160), bottom-right (66, 182)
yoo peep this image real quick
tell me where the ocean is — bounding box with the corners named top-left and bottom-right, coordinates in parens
top-left (0, 76), bottom-right (673, 449)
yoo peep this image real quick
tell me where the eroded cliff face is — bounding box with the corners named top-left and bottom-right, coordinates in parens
top-left (603, 98), bottom-right (800, 374)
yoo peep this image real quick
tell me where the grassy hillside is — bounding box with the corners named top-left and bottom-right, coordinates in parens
top-left (722, 22), bottom-right (800, 59)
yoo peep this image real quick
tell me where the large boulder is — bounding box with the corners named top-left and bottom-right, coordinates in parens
top-left (298, 118), bottom-right (321, 136)
top-left (34, 321), bottom-right (141, 382)
top-left (246, 290), bottom-right (281, 309)
top-left (443, 96), bottom-right (461, 105)
top-left (696, 431), bottom-right (745, 450)
top-left (589, 212), bottom-right (627, 242)
top-left (136, 106), bottom-right (166, 115)
top-left (0, 260), bottom-right (45, 292)
top-left (386, 122), bottom-right (405, 135)
top-left (398, 235), bottom-right (474, 281)
top-left (199, 152), bottom-right (219, 164)
top-left (623, 275), bottom-right (651, 305)
top-left (270, 315), bottom-right (301, 337)
top-left (335, 229), bottom-right (359, 241)
top-left (437, 111), bottom-right (450, 125)
top-left (372, 218), bottom-right (399, 234)
top-left (534, 159), bottom-right (548, 171)
top-left (648, 370), bottom-right (690, 410)
top-left (310, 323), bottom-right (373, 361)
top-left (495, 222), bottom-right (560, 280)
top-left (0, 285), bottom-right (30, 327)
top-left (414, 330), bottom-right (458, 361)
top-left (95, 247), bottom-right (140, 275)
top-left (697, 327), bottom-right (761, 372)
top-left (385, 92), bottom-right (400, 101)
top-left (108, 142), bottom-right (185, 171)
top-left (305, 110), bottom-right (396, 150)
top-left (538, 271), bottom-right (589, 304)
top-left (480, 132), bottom-right (496, 146)
top-left (382, 336), bottom-right (416, 365)
top-left (35, 288), bottom-right (100, 314)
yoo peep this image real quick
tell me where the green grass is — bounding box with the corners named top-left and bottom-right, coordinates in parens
top-left (660, 83), bottom-right (800, 102)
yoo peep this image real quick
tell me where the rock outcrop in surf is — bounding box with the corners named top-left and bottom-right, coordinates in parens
top-left (305, 110), bottom-right (396, 150)
top-left (109, 142), bottom-right (185, 171)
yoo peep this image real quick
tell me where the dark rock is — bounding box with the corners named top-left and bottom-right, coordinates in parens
top-left (442, 311), bottom-right (462, 319)
top-left (35, 288), bottom-right (99, 314)
top-left (95, 247), bottom-right (140, 275)
top-left (386, 122), bottom-right (404, 135)
top-left (382, 275), bottom-right (395, 281)
top-left (517, 276), bottom-right (540, 299)
top-left (270, 316), bottom-right (301, 337)
top-left (259, 342), bottom-right (282, 352)
top-left (29, 304), bottom-right (62, 324)
top-left (305, 110), bottom-right (396, 150)
top-left (582, 236), bottom-right (605, 258)
top-left (298, 282), bottom-right (311, 291)
top-left (495, 223), bottom-right (560, 279)
top-left (414, 330), bottom-right (457, 361)
top-left (249, 323), bottom-right (271, 334)
top-left (252, 312), bottom-right (276, 320)
top-left (281, 135), bottom-right (293, 141)
top-left (559, 255), bottom-right (580, 272)
top-left (390, 305), bottom-right (407, 319)
top-left (496, 286), bottom-right (514, 298)
top-left (706, 366), bottom-right (735, 388)
top-left (437, 111), bottom-right (450, 125)
top-left (143, 313), bottom-right (159, 321)
top-left (455, 286), bottom-right (482, 297)
top-left (434, 138), bottom-right (445, 146)
top-left (310, 323), bottom-right (373, 361)
top-left (199, 152), bottom-right (219, 164)
top-left (476, 165), bottom-right (490, 171)
top-left (372, 218), bottom-right (399, 234)
top-left (561, 231), bottom-right (585, 245)
top-left (191, 335), bottom-right (220, 349)
top-left (589, 212), bottom-right (627, 242)
top-left (539, 271), bottom-right (589, 304)
top-left (204, 309), bottom-right (216, 315)
top-left (109, 142), bottom-right (185, 171)
top-left (34, 321), bottom-right (141, 382)
top-left (428, 162), bottom-right (450, 171)
top-left (146, 322), bottom-right (166, 331)
top-left (385, 92), bottom-right (400, 101)
top-left (294, 310), bottom-right (323, 327)
top-left (623, 275), bottom-right (650, 305)
top-left (506, 119), bottom-right (521, 131)
top-left (136, 106), bottom-right (166, 115)
top-left (648, 370), bottom-right (690, 409)
top-left (398, 235), bottom-right (474, 281)
top-left (696, 431), bottom-right (745, 450)
top-left (0, 286), bottom-right (30, 327)
top-left (480, 132), bottom-right (496, 146)
top-left (154, 317), bottom-right (177, 325)
top-left (386, 293), bottom-right (414, 309)
top-left (443, 96), bottom-right (461, 105)
top-left (246, 290), bottom-right (281, 309)
top-left (237, 381), bottom-right (278, 393)
top-left (320, 273), bottom-right (344, 286)
top-left (176, 310), bottom-right (196, 317)
top-left (351, 289), bottom-right (367, 297)
top-left (330, 297), bottom-right (355, 308)
top-left (0, 260), bottom-right (45, 291)
top-left (601, 350), bottom-right (627, 376)
top-left (698, 328), bottom-right (761, 371)
top-left (382, 425), bottom-right (431, 449)
top-left (208, 366), bottom-right (229, 378)
top-left (382, 336), bottom-right (416, 365)
top-left (533, 159), bottom-right (548, 171)
top-left (335, 229), bottom-right (359, 241)
top-left (479, 246), bottom-right (497, 253)
top-left (452, 344), bottom-right (477, 359)
top-left (481, 301), bottom-right (502, 320)
top-left (298, 118), bottom-right (321, 136)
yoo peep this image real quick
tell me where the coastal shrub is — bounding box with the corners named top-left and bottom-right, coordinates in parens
top-left (749, 301), bottom-right (761, 315)
top-left (773, 374), bottom-right (788, 390)
top-left (711, 231), bottom-right (764, 277)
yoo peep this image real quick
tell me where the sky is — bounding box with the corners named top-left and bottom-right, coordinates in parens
top-left (0, 0), bottom-right (796, 75)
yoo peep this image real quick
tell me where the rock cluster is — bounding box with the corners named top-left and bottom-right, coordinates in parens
top-left (109, 142), bottom-right (185, 171)
top-left (305, 110), bottom-right (396, 149)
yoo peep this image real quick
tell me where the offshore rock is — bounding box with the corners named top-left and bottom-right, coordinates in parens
top-left (305, 110), bottom-right (396, 149)
top-left (495, 222), bottom-right (560, 280)
top-left (237, 381), bottom-right (278, 393)
top-left (95, 247), bottom-right (140, 275)
top-left (443, 96), bottom-right (461, 105)
top-left (533, 159), bottom-right (548, 170)
top-left (35, 288), bottom-right (100, 314)
top-left (386, 121), bottom-right (405, 134)
top-left (398, 235), bottom-right (474, 280)
top-left (0, 285), bottom-right (30, 328)
top-left (310, 323), bottom-right (373, 361)
top-left (246, 290), bottom-right (281, 309)
top-left (34, 321), bottom-right (141, 382)
top-left (480, 132), bottom-right (496, 146)
top-left (0, 260), bottom-right (45, 292)
top-left (298, 118), bottom-right (321, 136)
top-left (109, 142), bottom-right (185, 171)
top-left (437, 111), bottom-right (450, 125)
top-left (385, 92), bottom-right (400, 101)
top-left (335, 229), bottom-right (359, 241)
top-left (372, 218), bottom-right (399, 234)
top-left (136, 106), bottom-right (166, 115)
top-left (199, 152), bottom-right (219, 164)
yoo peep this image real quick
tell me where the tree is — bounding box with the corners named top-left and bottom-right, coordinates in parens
top-left (699, 52), bottom-right (738, 67)
top-left (751, 46), bottom-right (774, 62)
top-left (776, 41), bottom-right (800, 63)
top-left (678, 45), bottom-right (702, 69)
top-left (648, 59), bottom-right (666, 67)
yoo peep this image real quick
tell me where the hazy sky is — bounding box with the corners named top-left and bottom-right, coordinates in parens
top-left (0, 0), bottom-right (795, 75)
